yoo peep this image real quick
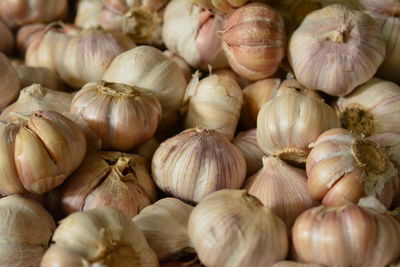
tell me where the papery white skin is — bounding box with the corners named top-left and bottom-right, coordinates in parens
top-left (0, 53), bottom-right (20, 110)
top-left (233, 129), bottom-right (264, 176)
top-left (75, 0), bottom-right (104, 29)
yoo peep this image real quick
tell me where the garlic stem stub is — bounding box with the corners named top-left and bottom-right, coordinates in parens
top-left (152, 128), bottom-right (246, 203)
top-left (188, 189), bottom-right (288, 267)
top-left (0, 53), bottom-right (20, 111)
top-left (233, 129), bottom-right (264, 176)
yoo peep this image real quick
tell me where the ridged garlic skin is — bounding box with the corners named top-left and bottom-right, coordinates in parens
top-left (292, 204), bottom-right (400, 267)
top-left (41, 207), bottom-right (159, 267)
top-left (152, 128), bottom-right (246, 203)
top-left (0, 53), bottom-right (20, 110)
top-left (188, 190), bottom-right (288, 267)
top-left (233, 129), bottom-right (264, 176)
top-left (288, 4), bottom-right (386, 96)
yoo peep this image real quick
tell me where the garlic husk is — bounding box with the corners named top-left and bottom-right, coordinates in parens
top-left (245, 156), bottom-right (315, 228)
top-left (188, 189), bottom-right (288, 267)
top-left (0, 53), bottom-right (20, 110)
top-left (257, 93), bottom-right (340, 165)
top-left (41, 207), bottom-right (159, 267)
top-left (184, 73), bottom-right (243, 140)
top-left (152, 128), bottom-right (246, 203)
top-left (103, 46), bottom-right (187, 119)
top-left (163, 50), bottom-right (192, 83)
top-left (289, 4), bottom-right (385, 96)
top-left (162, 0), bottom-right (229, 70)
top-left (292, 203), bottom-right (400, 266)
top-left (0, 0), bottom-right (68, 28)
top-left (0, 195), bottom-right (55, 267)
top-left (61, 151), bottom-right (157, 218)
top-left (192, 0), bottom-right (249, 13)
top-left (16, 23), bottom-right (46, 56)
top-left (0, 110), bottom-right (86, 194)
top-left (0, 19), bottom-right (13, 55)
top-left (0, 84), bottom-right (72, 120)
top-left (233, 129), bottom-right (264, 176)
top-left (16, 66), bottom-right (65, 91)
top-left (71, 80), bottom-right (162, 151)
top-left (75, 0), bottom-right (104, 29)
top-left (273, 262), bottom-right (324, 267)
top-left (133, 198), bottom-right (194, 262)
top-left (221, 2), bottom-right (286, 80)
top-left (336, 78), bottom-right (400, 137)
top-left (307, 128), bottom-right (400, 208)
top-left (133, 137), bottom-right (160, 162)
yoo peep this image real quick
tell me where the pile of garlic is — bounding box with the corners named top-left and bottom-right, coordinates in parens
top-left (0, 0), bottom-right (399, 266)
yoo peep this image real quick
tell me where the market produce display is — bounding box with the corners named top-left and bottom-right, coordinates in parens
top-left (0, 0), bottom-right (399, 266)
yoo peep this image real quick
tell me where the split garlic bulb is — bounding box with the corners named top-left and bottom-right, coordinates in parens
top-left (75, 0), bottom-right (103, 29)
top-left (152, 128), bottom-right (246, 203)
top-left (307, 128), bottom-right (400, 207)
top-left (233, 129), bottom-right (264, 176)
top-left (0, 53), bottom-right (20, 110)
top-left (0, 0), bottom-right (68, 28)
top-left (71, 81), bottom-right (161, 151)
top-left (41, 207), bottom-right (159, 267)
top-left (245, 156), bottom-right (315, 228)
top-left (133, 198), bottom-right (194, 262)
top-left (292, 203), bottom-right (400, 266)
top-left (16, 23), bottom-right (46, 56)
top-left (103, 46), bottom-right (187, 119)
top-left (162, 0), bottom-right (228, 70)
top-left (336, 78), bottom-right (400, 137)
top-left (221, 2), bottom-right (286, 80)
top-left (192, 0), bottom-right (248, 13)
top-left (257, 93), bottom-right (339, 165)
top-left (0, 195), bottom-right (55, 267)
top-left (188, 189), bottom-right (288, 267)
top-left (0, 19), bottom-right (13, 55)
top-left (61, 151), bottom-right (157, 218)
top-left (0, 110), bottom-right (86, 194)
top-left (16, 66), bottom-right (65, 91)
top-left (59, 27), bottom-right (136, 88)
top-left (289, 4), bottom-right (386, 96)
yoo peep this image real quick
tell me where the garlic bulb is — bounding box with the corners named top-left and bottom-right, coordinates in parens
top-left (273, 262), bottom-right (323, 267)
top-left (188, 189), bottom-right (288, 267)
top-left (162, 0), bottom-right (228, 70)
top-left (0, 84), bottom-right (72, 120)
top-left (184, 73), bottom-right (243, 140)
top-left (245, 156), bottom-right (315, 228)
top-left (16, 23), bottom-right (46, 56)
top-left (0, 110), bottom-right (86, 194)
top-left (0, 0), bottom-right (68, 28)
top-left (0, 19), bottom-right (13, 55)
top-left (0, 53), bottom-right (20, 110)
top-left (307, 128), bottom-right (400, 207)
top-left (336, 78), bottom-right (400, 137)
top-left (133, 198), bottom-right (194, 262)
top-left (289, 4), bottom-right (386, 96)
top-left (192, 0), bottom-right (248, 13)
top-left (61, 151), bottom-right (157, 218)
top-left (103, 46), bottom-right (187, 119)
top-left (163, 50), bottom-right (192, 83)
top-left (133, 137), bottom-right (160, 162)
top-left (233, 129), bottom-right (264, 176)
top-left (292, 203), bottom-right (400, 266)
top-left (75, 0), bottom-right (103, 29)
top-left (41, 207), bottom-right (159, 267)
top-left (359, 0), bottom-right (399, 15)
top-left (59, 27), bottom-right (136, 88)
top-left (221, 2), bottom-right (286, 80)
top-left (257, 93), bottom-right (339, 165)
top-left (152, 128), bottom-right (246, 203)
top-left (16, 66), bottom-right (65, 91)
top-left (0, 195), bottom-right (55, 267)
top-left (71, 80), bottom-right (161, 151)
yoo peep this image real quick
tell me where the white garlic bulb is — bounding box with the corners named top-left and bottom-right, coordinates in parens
top-left (0, 52), bottom-right (20, 110)
top-left (233, 129), bottom-right (264, 176)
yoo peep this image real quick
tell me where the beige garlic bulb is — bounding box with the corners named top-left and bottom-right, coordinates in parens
top-left (0, 53), bottom-right (20, 110)
top-left (133, 137), bottom-right (160, 162)
top-left (245, 156), bottom-right (315, 228)
top-left (71, 81), bottom-right (161, 151)
top-left (41, 207), bottom-right (159, 267)
top-left (163, 50), bottom-right (192, 83)
top-left (162, 0), bottom-right (228, 70)
top-left (0, 84), bottom-right (72, 120)
top-left (0, 19), bottom-right (13, 55)
top-left (75, 0), bottom-right (104, 29)
top-left (257, 93), bottom-right (339, 165)
top-left (59, 27), bottom-right (136, 88)
top-left (233, 129), bottom-right (264, 176)
top-left (133, 198), bottom-right (194, 262)
top-left (0, 195), bottom-right (55, 267)
top-left (307, 128), bottom-right (400, 207)
top-left (336, 78), bottom-right (400, 137)
top-left (16, 23), bottom-right (46, 56)
top-left (152, 128), bottom-right (246, 203)
top-left (61, 151), bottom-right (157, 218)
top-left (192, 0), bottom-right (248, 13)
top-left (184, 73), bottom-right (243, 140)
top-left (103, 46), bottom-right (187, 119)
top-left (221, 2), bottom-right (286, 80)
top-left (16, 66), bottom-right (65, 91)
top-left (292, 202), bottom-right (400, 267)
top-left (0, 0), bottom-right (68, 28)
top-left (188, 189), bottom-right (288, 267)
top-left (289, 4), bottom-right (386, 96)
top-left (0, 110), bottom-right (86, 194)
top-left (273, 262), bottom-right (324, 267)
